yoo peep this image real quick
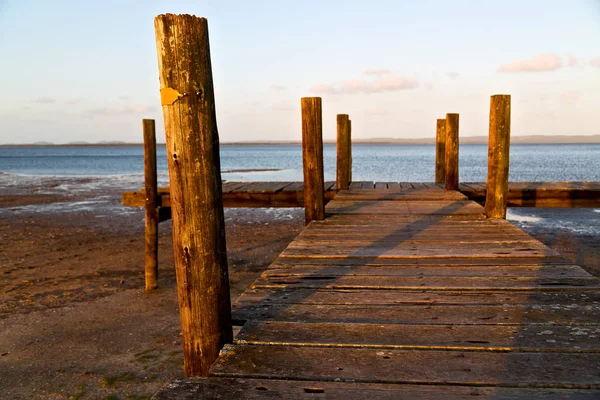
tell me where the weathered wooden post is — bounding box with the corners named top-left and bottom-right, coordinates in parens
top-left (143, 119), bottom-right (159, 291)
top-left (435, 118), bottom-right (446, 184)
top-left (154, 14), bottom-right (232, 376)
top-left (444, 113), bottom-right (460, 190)
top-left (336, 114), bottom-right (351, 190)
top-left (301, 97), bottom-right (325, 224)
top-left (485, 95), bottom-right (511, 218)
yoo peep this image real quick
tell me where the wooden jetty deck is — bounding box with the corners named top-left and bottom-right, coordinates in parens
top-left (122, 180), bottom-right (600, 209)
top-left (155, 186), bottom-right (600, 398)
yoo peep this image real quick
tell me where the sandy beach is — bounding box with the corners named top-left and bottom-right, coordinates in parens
top-left (1, 181), bottom-right (599, 399)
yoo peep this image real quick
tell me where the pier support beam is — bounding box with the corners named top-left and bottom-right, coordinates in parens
top-left (444, 113), bottom-right (460, 190)
top-left (435, 118), bottom-right (446, 184)
top-left (485, 95), bottom-right (511, 218)
top-left (336, 114), bottom-right (352, 190)
top-left (143, 119), bottom-right (159, 291)
top-left (301, 97), bottom-right (325, 224)
top-left (154, 14), bottom-right (232, 376)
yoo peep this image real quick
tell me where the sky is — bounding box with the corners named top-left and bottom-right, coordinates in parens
top-left (0, 0), bottom-right (599, 144)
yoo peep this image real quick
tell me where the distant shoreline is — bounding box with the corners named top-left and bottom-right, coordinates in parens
top-left (1, 135), bottom-right (600, 147)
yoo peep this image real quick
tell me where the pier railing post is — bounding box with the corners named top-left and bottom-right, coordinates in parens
top-left (336, 114), bottom-right (351, 190)
top-left (435, 118), bottom-right (446, 184)
top-left (301, 97), bottom-right (325, 224)
top-left (154, 14), bottom-right (232, 376)
top-left (143, 119), bottom-right (159, 291)
top-left (444, 113), bottom-right (460, 190)
top-left (485, 95), bottom-right (511, 218)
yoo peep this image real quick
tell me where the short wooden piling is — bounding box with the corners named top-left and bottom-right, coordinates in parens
top-left (435, 118), bottom-right (446, 184)
top-left (154, 14), bottom-right (232, 376)
top-left (336, 114), bottom-right (351, 190)
top-left (485, 95), bottom-right (511, 218)
top-left (444, 113), bottom-right (460, 190)
top-left (301, 97), bottom-right (325, 224)
top-left (143, 119), bottom-right (159, 291)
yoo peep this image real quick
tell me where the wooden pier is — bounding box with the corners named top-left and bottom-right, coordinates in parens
top-left (141, 14), bottom-right (600, 397)
top-left (155, 185), bottom-right (600, 398)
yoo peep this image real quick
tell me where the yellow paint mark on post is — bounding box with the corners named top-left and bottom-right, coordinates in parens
top-left (160, 88), bottom-right (184, 106)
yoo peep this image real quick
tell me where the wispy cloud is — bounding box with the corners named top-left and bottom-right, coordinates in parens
top-left (364, 68), bottom-right (392, 76)
top-left (446, 72), bottom-right (460, 80)
top-left (311, 74), bottom-right (418, 95)
top-left (270, 84), bottom-right (287, 91)
top-left (85, 105), bottom-right (157, 116)
top-left (365, 108), bottom-right (390, 116)
top-left (271, 102), bottom-right (295, 111)
top-left (589, 58), bottom-right (600, 68)
top-left (498, 53), bottom-right (563, 73)
top-left (560, 90), bottom-right (580, 105)
top-left (33, 97), bottom-right (56, 104)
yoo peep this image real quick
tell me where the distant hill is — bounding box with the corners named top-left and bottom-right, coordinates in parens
top-left (1, 135), bottom-right (599, 147)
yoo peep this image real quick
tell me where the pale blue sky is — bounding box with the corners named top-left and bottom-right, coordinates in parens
top-left (1, 0), bottom-right (599, 144)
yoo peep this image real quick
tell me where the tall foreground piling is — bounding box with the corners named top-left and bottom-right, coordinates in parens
top-left (143, 119), bottom-right (159, 291)
top-left (485, 95), bottom-right (511, 218)
top-left (445, 113), bottom-right (460, 190)
top-left (154, 14), bottom-right (232, 376)
top-left (301, 97), bottom-right (325, 224)
top-left (435, 118), bottom-right (446, 184)
top-left (336, 114), bottom-right (352, 190)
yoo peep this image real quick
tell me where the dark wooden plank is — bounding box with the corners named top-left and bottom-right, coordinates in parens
top-left (348, 181), bottom-right (363, 189)
top-left (236, 321), bottom-right (600, 352)
top-left (235, 288), bottom-right (600, 306)
top-left (211, 345), bottom-right (600, 388)
top-left (274, 255), bottom-right (571, 266)
top-left (361, 181), bottom-right (374, 189)
top-left (387, 182), bottom-right (401, 189)
top-left (154, 377), bottom-right (600, 400)
top-left (374, 182), bottom-right (388, 189)
top-left (263, 264), bottom-right (592, 278)
top-left (252, 275), bottom-right (599, 291)
top-left (233, 302), bottom-right (600, 325)
top-left (334, 189), bottom-right (467, 202)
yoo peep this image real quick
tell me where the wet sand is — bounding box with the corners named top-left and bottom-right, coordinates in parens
top-left (0, 185), bottom-right (599, 399)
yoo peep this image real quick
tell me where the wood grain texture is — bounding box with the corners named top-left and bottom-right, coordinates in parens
top-left (154, 14), bottom-right (232, 376)
top-left (435, 118), bottom-right (446, 184)
top-left (142, 119), bottom-right (159, 291)
top-left (154, 377), bottom-right (600, 400)
top-left (445, 113), bottom-right (460, 190)
top-left (336, 114), bottom-right (351, 190)
top-left (301, 97), bottom-right (325, 224)
top-left (485, 95), bottom-right (511, 218)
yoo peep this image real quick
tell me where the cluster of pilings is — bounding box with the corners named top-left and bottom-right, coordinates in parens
top-left (152, 13), bottom-right (512, 376)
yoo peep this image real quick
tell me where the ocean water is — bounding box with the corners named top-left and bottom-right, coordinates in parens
top-left (1, 143), bottom-right (599, 190)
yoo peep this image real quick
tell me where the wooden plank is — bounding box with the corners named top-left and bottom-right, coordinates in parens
top-left (233, 302), bottom-right (600, 325)
top-left (334, 189), bottom-right (467, 202)
top-left (374, 182), bottom-right (388, 189)
top-left (274, 255), bottom-right (571, 266)
top-left (348, 181), bottom-right (363, 189)
top-left (252, 275), bottom-right (599, 291)
top-left (235, 288), bottom-right (600, 306)
top-left (236, 321), bottom-right (600, 352)
top-left (263, 264), bottom-right (592, 278)
top-left (211, 345), bottom-right (600, 387)
top-left (360, 181), bottom-right (375, 189)
top-left (154, 377), bottom-right (600, 400)
top-left (325, 200), bottom-right (485, 216)
top-left (281, 240), bottom-right (558, 259)
top-left (387, 182), bottom-right (401, 189)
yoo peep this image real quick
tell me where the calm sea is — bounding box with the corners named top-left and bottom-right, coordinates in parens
top-left (1, 144), bottom-right (599, 188)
